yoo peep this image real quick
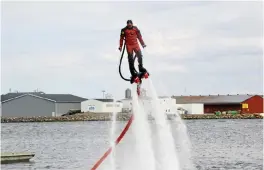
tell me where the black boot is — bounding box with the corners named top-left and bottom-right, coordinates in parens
top-left (138, 64), bottom-right (147, 73)
top-left (138, 64), bottom-right (149, 79)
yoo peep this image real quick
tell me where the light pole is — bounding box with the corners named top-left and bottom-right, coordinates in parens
top-left (102, 90), bottom-right (105, 99)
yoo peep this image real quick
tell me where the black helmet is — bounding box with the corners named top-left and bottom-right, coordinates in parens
top-left (127, 20), bottom-right (133, 24)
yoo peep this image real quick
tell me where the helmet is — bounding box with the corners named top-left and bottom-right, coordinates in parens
top-left (127, 20), bottom-right (133, 24)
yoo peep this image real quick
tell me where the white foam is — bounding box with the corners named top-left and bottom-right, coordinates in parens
top-left (143, 78), bottom-right (181, 170)
top-left (109, 98), bottom-right (117, 170)
top-left (103, 78), bottom-right (195, 170)
top-left (129, 85), bottom-right (156, 170)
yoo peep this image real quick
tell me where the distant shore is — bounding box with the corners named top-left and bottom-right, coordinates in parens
top-left (1, 112), bottom-right (263, 123)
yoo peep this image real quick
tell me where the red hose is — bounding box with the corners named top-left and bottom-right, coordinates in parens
top-left (91, 114), bottom-right (134, 170)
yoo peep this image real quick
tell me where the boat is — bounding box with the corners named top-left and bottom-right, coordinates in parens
top-left (1, 152), bottom-right (35, 164)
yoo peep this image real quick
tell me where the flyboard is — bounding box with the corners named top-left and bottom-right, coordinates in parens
top-left (90, 43), bottom-right (149, 170)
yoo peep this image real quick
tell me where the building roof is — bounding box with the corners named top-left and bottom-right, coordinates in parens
top-left (158, 96), bottom-right (172, 99)
top-left (93, 99), bottom-right (121, 103)
top-left (94, 99), bottom-right (114, 102)
top-left (172, 94), bottom-right (258, 104)
top-left (1, 92), bottom-right (87, 103)
top-left (120, 96), bottom-right (172, 101)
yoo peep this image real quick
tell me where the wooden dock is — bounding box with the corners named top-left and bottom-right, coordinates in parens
top-left (1, 152), bottom-right (35, 164)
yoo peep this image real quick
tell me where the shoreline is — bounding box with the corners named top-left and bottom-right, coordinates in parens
top-left (1, 112), bottom-right (263, 123)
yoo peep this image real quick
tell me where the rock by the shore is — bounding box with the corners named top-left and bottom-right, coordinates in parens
top-left (1, 112), bottom-right (262, 123)
top-left (1, 112), bottom-right (132, 123)
top-left (180, 113), bottom-right (263, 119)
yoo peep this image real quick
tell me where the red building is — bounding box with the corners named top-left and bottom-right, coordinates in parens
top-left (173, 94), bottom-right (264, 114)
top-left (240, 95), bottom-right (264, 113)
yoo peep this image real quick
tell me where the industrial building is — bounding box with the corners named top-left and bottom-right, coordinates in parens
top-left (119, 96), bottom-right (182, 115)
top-left (1, 92), bottom-right (87, 117)
top-left (81, 99), bottom-right (123, 113)
top-left (121, 87), bottom-right (204, 115)
top-left (177, 103), bottom-right (204, 114)
top-left (173, 94), bottom-right (264, 114)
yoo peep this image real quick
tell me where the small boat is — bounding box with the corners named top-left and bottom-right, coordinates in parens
top-left (1, 152), bottom-right (35, 164)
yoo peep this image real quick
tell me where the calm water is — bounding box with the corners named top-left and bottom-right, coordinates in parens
top-left (1, 119), bottom-right (263, 170)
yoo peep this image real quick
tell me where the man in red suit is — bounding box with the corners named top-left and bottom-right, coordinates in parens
top-left (119, 20), bottom-right (148, 84)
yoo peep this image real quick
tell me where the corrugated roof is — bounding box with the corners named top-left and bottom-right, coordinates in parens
top-left (1, 92), bottom-right (87, 103)
top-left (39, 94), bottom-right (87, 102)
top-left (173, 94), bottom-right (257, 104)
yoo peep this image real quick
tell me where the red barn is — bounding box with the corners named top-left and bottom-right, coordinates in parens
top-left (173, 94), bottom-right (264, 114)
top-left (241, 95), bottom-right (264, 113)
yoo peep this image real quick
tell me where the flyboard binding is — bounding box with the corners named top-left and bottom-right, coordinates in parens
top-left (134, 72), bottom-right (149, 96)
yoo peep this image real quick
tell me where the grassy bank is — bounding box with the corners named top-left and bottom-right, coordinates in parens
top-left (1, 112), bottom-right (262, 123)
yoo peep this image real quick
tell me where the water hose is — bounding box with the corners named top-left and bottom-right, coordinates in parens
top-left (119, 42), bottom-right (138, 82)
top-left (90, 115), bottom-right (134, 170)
top-left (90, 43), bottom-right (137, 170)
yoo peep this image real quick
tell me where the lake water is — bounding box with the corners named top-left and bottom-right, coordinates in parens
top-left (1, 119), bottom-right (263, 170)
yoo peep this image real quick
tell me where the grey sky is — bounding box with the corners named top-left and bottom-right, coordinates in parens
top-left (1, 1), bottom-right (263, 100)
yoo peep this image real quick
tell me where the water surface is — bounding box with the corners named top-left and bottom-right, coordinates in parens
top-left (1, 119), bottom-right (263, 170)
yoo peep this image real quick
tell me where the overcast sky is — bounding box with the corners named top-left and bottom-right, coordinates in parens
top-left (1, 1), bottom-right (263, 100)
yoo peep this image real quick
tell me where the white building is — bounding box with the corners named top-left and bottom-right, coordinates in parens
top-left (120, 96), bottom-right (204, 115)
top-left (120, 96), bottom-right (178, 115)
top-left (120, 98), bottom-right (132, 112)
top-left (81, 99), bottom-right (123, 113)
top-left (177, 104), bottom-right (204, 114)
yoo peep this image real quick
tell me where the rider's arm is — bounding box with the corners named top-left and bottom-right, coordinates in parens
top-left (119, 28), bottom-right (125, 49)
top-left (134, 26), bottom-right (146, 47)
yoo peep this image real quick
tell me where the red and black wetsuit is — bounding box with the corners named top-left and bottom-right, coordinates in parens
top-left (119, 26), bottom-right (147, 79)
top-left (119, 26), bottom-right (145, 53)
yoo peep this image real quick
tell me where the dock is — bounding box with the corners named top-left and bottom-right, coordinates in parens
top-left (1, 152), bottom-right (35, 164)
